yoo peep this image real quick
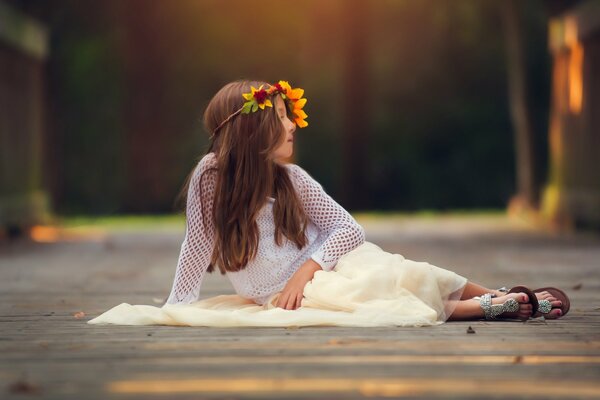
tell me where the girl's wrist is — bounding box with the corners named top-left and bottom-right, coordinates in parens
top-left (300, 259), bottom-right (322, 278)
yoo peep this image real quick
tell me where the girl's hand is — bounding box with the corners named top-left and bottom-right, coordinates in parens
top-left (276, 259), bottom-right (322, 310)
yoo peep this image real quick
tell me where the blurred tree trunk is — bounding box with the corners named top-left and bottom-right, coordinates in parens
top-left (120, 1), bottom-right (171, 212)
top-left (502, 0), bottom-right (538, 211)
top-left (0, 3), bottom-right (51, 234)
top-left (541, 1), bottom-right (600, 230)
top-left (340, 0), bottom-right (370, 210)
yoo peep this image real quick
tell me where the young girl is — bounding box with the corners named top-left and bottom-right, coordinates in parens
top-left (88, 80), bottom-right (569, 327)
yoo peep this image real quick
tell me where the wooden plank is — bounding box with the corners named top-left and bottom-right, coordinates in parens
top-left (1, 215), bottom-right (600, 399)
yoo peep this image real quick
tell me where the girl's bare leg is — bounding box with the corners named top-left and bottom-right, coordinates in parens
top-left (459, 281), bottom-right (504, 300)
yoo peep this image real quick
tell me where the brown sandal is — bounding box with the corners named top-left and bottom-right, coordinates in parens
top-left (507, 286), bottom-right (539, 317)
top-left (533, 287), bottom-right (570, 318)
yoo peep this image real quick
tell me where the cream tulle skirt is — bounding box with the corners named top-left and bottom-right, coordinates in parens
top-left (87, 242), bottom-right (467, 328)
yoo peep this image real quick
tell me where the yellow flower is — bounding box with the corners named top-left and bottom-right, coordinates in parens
top-left (278, 81), bottom-right (292, 93)
top-left (241, 85), bottom-right (273, 113)
top-left (260, 99), bottom-right (273, 109)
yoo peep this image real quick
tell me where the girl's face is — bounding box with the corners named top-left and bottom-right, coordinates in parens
top-left (271, 95), bottom-right (296, 162)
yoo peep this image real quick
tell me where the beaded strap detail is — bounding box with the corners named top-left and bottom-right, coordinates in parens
top-left (479, 293), bottom-right (520, 320)
top-left (538, 299), bottom-right (552, 314)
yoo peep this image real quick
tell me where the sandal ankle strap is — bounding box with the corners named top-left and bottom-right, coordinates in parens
top-left (479, 293), bottom-right (520, 320)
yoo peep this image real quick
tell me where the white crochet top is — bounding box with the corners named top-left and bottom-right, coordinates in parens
top-left (165, 152), bottom-right (365, 306)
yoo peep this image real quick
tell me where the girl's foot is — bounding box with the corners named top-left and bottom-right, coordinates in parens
top-left (533, 290), bottom-right (564, 319)
top-left (480, 292), bottom-right (533, 320)
top-left (496, 292), bottom-right (533, 320)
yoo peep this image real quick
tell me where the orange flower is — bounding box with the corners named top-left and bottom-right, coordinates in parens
top-left (292, 98), bottom-right (308, 127)
top-left (276, 81), bottom-right (308, 127)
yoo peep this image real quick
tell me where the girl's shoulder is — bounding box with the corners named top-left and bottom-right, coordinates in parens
top-left (284, 163), bottom-right (322, 190)
top-left (283, 162), bottom-right (306, 178)
top-left (197, 152), bottom-right (218, 170)
top-left (188, 153), bottom-right (217, 183)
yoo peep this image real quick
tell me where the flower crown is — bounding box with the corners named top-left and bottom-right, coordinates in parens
top-left (212, 80), bottom-right (308, 137)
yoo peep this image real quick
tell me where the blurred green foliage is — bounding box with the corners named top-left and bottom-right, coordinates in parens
top-left (8, 0), bottom-right (550, 214)
top-left (60, 214), bottom-right (184, 231)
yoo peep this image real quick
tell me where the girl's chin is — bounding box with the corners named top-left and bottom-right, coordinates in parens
top-left (273, 152), bottom-right (294, 163)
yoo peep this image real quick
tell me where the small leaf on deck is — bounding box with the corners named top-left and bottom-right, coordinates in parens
top-left (513, 355), bottom-right (523, 364)
top-left (327, 338), bottom-right (373, 346)
top-left (73, 311), bottom-right (86, 319)
top-left (466, 326), bottom-right (476, 334)
top-left (9, 380), bottom-right (41, 394)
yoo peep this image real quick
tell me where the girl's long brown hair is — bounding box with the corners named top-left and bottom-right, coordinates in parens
top-left (177, 80), bottom-right (308, 274)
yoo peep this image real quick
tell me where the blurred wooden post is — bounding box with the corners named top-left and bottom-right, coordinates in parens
top-left (0, 3), bottom-right (50, 235)
top-left (541, 1), bottom-right (600, 230)
top-left (340, 0), bottom-right (370, 210)
top-left (120, 1), bottom-right (171, 212)
top-left (502, 0), bottom-right (538, 212)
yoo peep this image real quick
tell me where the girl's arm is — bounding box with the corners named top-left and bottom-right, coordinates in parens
top-left (276, 164), bottom-right (365, 310)
top-left (288, 164), bottom-right (365, 271)
top-left (165, 155), bottom-right (217, 305)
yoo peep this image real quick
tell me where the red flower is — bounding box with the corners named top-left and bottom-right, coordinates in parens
top-left (253, 88), bottom-right (268, 104)
top-left (272, 83), bottom-right (284, 93)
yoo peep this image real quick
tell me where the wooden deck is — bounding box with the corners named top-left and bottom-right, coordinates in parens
top-left (1, 215), bottom-right (600, 399)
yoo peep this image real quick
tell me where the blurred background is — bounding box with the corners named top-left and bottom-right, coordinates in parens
top-left (1, 0), bottom-right (599, 236)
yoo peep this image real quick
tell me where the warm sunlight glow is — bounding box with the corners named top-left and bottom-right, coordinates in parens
top-left (568, 42), bottom-right (583, 114)
top-left (29, 225), bottom-right (106, 242)
top-left (565, 17), bottom-right (584, 114)
top-left (29, 225), bottom-right (60, 242)
top-left (564, 17), bottom-right (578, 45)
top-left (107, 376), bottom-right (600, 397)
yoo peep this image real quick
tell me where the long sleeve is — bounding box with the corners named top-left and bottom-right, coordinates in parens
top-left (287, 164), bottom-right (365, 271)
top-left (165, 154), bottom-right (217, 304)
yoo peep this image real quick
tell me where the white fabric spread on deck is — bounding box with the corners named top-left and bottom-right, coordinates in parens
top-left (87, 242), bottom-right (467, 328)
